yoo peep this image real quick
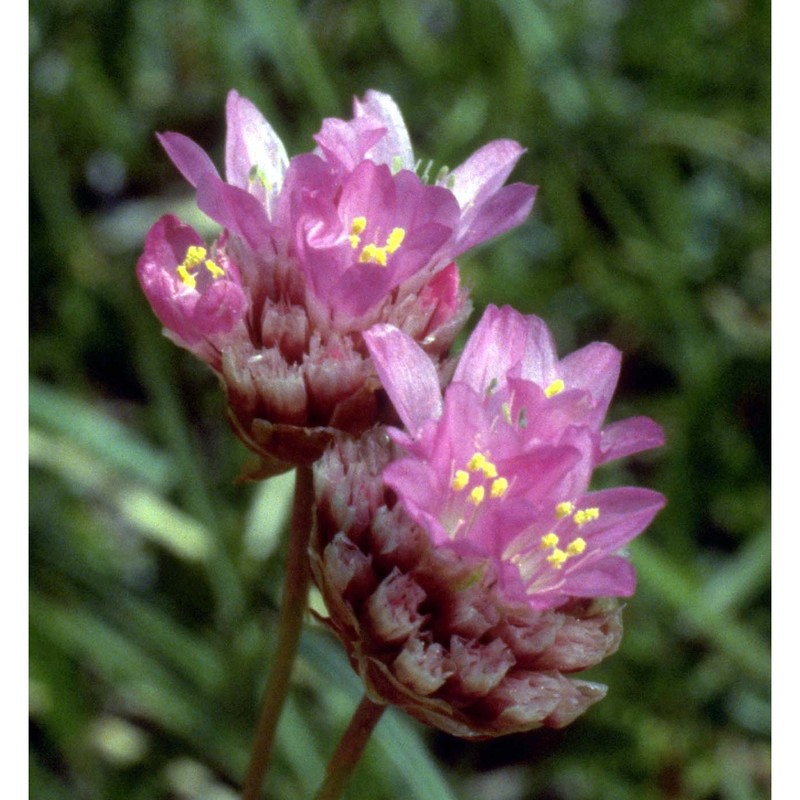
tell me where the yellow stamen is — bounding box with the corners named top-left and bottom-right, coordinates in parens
top-left (501, 402), bottom-right (512, 424)
top-left (490, 477), bottom-right (509, 498)
top-left (176, 245), bottom-right (208, 288)
top-left (385, 227), bottom-right (405, 253)
top-left (359, 243), bottom-right (388, 266)
top-left (349, 217), bottom-right (367, 248)
top-left (547, 548), bottom-right (568, 569)
top-left (555, 501), bottom-right (574, 519)
top-left (566, 537), bottom-right (587, 556)
top-left (467, 453), bottom-right (487, 473)
top-left (540, 533), bottom-right (559, 549)
top-left (183, 246), bottom-right (207, 268)
top-left (545, 379), bottom-right (565, 398)
top-left (451, 470), bottom-right (469, 491)
top-left (204, 259), bottom-right (225, 280)
top-left (468, 486), bottom-right (485, 506)
top-left (176, 264), bottom-right (196, 289)
top-left (573, 507), bottom-right (600, 526)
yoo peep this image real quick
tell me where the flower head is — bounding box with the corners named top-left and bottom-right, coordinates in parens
top-left (366, 304), bottom-right (666, 610)
top-left (139, 89), bottom-right (537, 467)
top-left (310, 305), bottom-right (664, 737)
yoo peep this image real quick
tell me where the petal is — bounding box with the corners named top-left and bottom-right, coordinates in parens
top-left (196, 173), bottom-right (272, 251)
top-left (598, 416), bottom-right (666, 464)
top-left (136, 215), bottom-right (204, 343)
top-left (558, 342), bottom-right (621, 419)
top-left (314, 117), bottom-right (387, 173)
top-left (363, 324), bottom-right (443, 437)
top-left (193, 278), bottom-right (248, 335)
top-left (225, 90), bottom-right (288, 192)
top-left (453, 305), bottom-right (559, 394)
top-left (453, 182), bottom-right (537, 255)
top-left (576, 487), bottom-right (666, 553)
top-left (382, 456), bottom-right (449, 543)
top-left (560, 555), bottom-right (637, 598)
top-left (447, 139), bottom-right (527, 209)
top-left (157, 132), bottom-right (219, 188)
top-left (354, 90), bottom-right (414, 169)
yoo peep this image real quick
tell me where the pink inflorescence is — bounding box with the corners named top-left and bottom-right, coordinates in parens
top-left (136, 91), bottom-right (536, 468)
top-left (310, 305), bottom-right (665, 737)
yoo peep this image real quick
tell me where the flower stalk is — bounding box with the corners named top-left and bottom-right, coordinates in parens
top-left (314, 695), bottom-right (386, 800)
top-left (242, 465), bottom-right (314, 800)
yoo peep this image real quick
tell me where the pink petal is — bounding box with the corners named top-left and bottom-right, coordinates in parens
top-left (354, 90), bottom-right (414, 169)
top-left (157, 132), bottom-right (219, 188)
top-left (453, 305), bottom-right (558, 394)
top-left (193, 278), bottom-right (248, 335)
top-left (196, 173), bottom-right (271, 251)
top-left (363, 324), bottom-right (442, 437)
top-left (560, 555), bottom-right (637, 598)
top-left (577, 487), bottom-right (666, 552)
top-left (598, 416), bottom-right (666, 464)
top-left (225, 90), bottom-right (288, 194)
top-left (314, 117), bottom-right (387, 173)
top-left (454, 182), bottom-right (537, 254)
top-left (558, 342), bottom-right (621, 418)
top-left (447, 139), bottom-right (527, 209)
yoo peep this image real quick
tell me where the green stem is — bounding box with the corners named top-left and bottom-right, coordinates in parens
top-left (314, 696), bottom-right (386, 800)
top-left (242, 465), bottom-right (314, 800)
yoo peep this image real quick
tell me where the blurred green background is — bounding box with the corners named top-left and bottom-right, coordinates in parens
top-left (29, 0), bottom-right (770, 798)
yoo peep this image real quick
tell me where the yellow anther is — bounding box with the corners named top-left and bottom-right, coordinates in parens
top-left (468, 486), bottom-right (485, 506)
top-left (540, 533), bottom-right (560, 550)
top-left (176, 264), bottom-right (197, 289)
top-left (482, 461), bottom-right (498, 479)
top-left (176, 245), bottom-right (208, 288)
top-left (349, 217), bottom-right (367, 248)
top-left (490, 477), bottom-right (509, 498)
top-left (547, 548), bottom-right (568, 569)
top-left (467, 453), bottom-right (487, 473)
top-left (566, 537), bottom-right (587, 556)
top-left (555, 501), bottom-right (574, 520)
top-left (573, 507), bottom-right (600, 526)
top-left (183, 246), bottom-right (207, 269)
top-left (204, 259), bottom-right (225, 280)
top-left (501, 402), bottom-right (512, 424)
top-left (359, 243), bottom-right (388, 266)
top-left (385, 227), bottom-right (406, 253)
top-left (545, 379), bottom-right (565, 398)
top-left (452, 470), bottom-right (469, 491)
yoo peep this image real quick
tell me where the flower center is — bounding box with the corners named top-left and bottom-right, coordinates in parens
top-left (348, 216), bottom-right (406, 267)
top-left (443, 451), bottom-right (510, 539)
top-left (502, 500), bottom-right (602, 594)
top-left (176, 245), bottom-right (225, 289)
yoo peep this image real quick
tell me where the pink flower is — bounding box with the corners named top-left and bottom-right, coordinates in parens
top-left (309, 305), bottom-right (665, 737)
top-left (365, 304), bottom-right (665, 610)
top-left (151, 89), bottom-right (536, 327)
top-left (136, 215), bottom-right (248, 369)
top-left (139, 89), bottom-right (540, 465)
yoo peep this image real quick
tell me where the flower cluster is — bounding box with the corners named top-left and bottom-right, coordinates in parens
top-left (137, 91), bottom-right (536, 468)
top-left (137, 91), bottom-right (664, 738)
top-left (310, 305), bottom-right (664, 736)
